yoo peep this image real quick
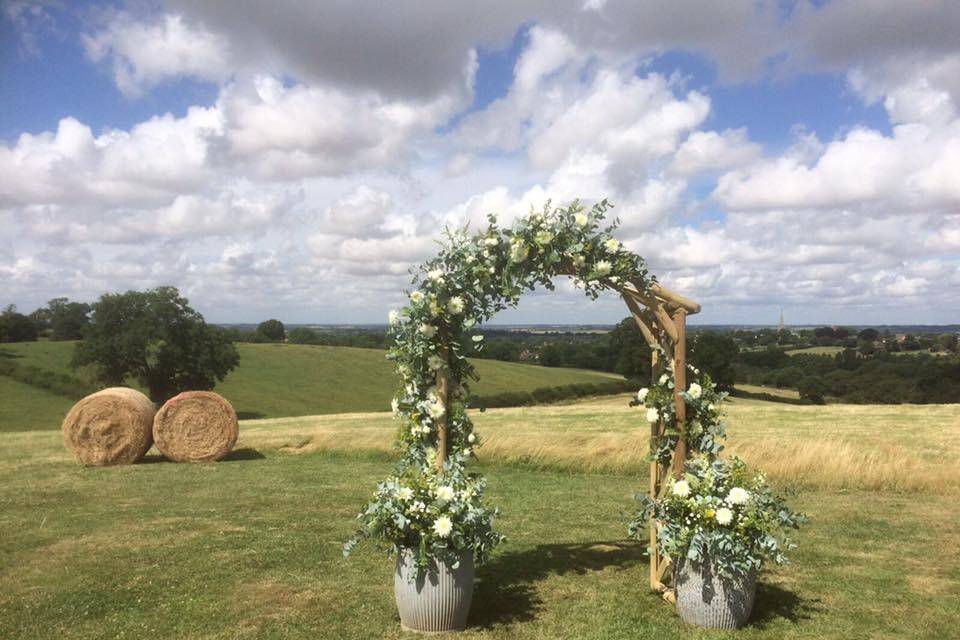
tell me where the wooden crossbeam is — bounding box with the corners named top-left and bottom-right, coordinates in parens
top-left (651, 282), bottom-right (701, 314)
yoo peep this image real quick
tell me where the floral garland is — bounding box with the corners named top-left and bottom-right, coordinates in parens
top-left (346, 200), bottom-right (656, 575)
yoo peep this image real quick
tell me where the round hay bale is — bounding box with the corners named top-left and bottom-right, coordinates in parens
top-left (153, 391), bottom-right (238, 463)
top-left (62, 387), bottom-right (155, 466)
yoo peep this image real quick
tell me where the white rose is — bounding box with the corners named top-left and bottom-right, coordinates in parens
top-left (484, 236), bottom-right (499, 246)
top-left (636, 387), bottom-right (649, 402)
top-left (535, 230), bottom-right (553, 244)
top-left (672, 480), bottom-right (691, 497)
top-left (688, 383), bottom-right (702, 399)
top-left (428, 269), bottom-right (444, 281)
top-left (510, 241), bottom-right (530, 263)
top-left (572, 255), bottom-right (586, 268)
top-left (434, 485), bottom-right (455, 502)
top-left (419, 323), bottom-right (437, 338)
top-left (410, 290), bottom-right (425, 304)
top-left (646, 407), bottom-right (659, 423)
top-left (467, 433), bottom-right (476, 444)
top-left (605, 238), bottom-right (620, 252)
top-left (574, 212), bottom-right (588, 227)
top-left (727, 487), bottom-right (750, 505)
top-left (433, 515), bottom-right (453, 537)
top-left (447, 296), bottom-right (465, 314)
top-left (716, 507), bottom-right (733, 526)
top-left (594, 260), bottom-right (612, 276)
top-left (659, 373), bottom-right (669, 385)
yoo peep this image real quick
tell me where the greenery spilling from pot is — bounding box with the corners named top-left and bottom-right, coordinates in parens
top-left (345, 200), bottom-right (656, 576)
top-left (628, 364), bottom-right (807, 577)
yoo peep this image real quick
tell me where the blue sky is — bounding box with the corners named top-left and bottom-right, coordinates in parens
top-left (1, 1), bottom-right (958, 325)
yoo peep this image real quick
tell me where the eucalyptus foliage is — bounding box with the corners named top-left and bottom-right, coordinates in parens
top-left (629, 455), bottom-right (807, 578)
top-left (346, 200), bottom-right (655, 575)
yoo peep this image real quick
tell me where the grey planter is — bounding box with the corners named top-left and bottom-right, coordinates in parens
top-left (394, 549), bottom-right (474, 633)
top-left (675, 555), bottom-right (758, 629)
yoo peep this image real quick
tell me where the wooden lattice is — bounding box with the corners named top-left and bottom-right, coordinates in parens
top-left (433, 277), bottom-right (700, 597)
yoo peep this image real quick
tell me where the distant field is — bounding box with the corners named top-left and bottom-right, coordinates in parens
top-left (785, 346), bottom-right (845, 355)
top-left (0, 341), bottom-right (621, 428)
top-left (735, 383), bottom-right (802, 399)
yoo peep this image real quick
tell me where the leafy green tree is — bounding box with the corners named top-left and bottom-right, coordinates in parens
top-left (938, 333), bottom-right (958, 353)
top-left (72, 287), bottom-right (240, 404)
top-left (257, 318), bottom-right (286, 342)
top-left (288, 327), bottom-right (320, 344)
top-left (47, 297), bottom-right (91, 340)
top-left (0, 305), bottom-right (38, 342)
top-left (858, 328), bottom-right (879, 342)
top-left (857, 338), bottom-right (876, 356)
top-left (607, 317), bottom-right (652, 379)
top-left (797, 376), bottom-right (828, 404)
top-left (688, 332), bottom-right (738, 390)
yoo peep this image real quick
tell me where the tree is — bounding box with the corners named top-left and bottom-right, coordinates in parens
top-left (46, 297), bottom-right (91, 340)
top-left (856, 338), bottom-right (876, 356)
top-left (72, 287), bottom-right (240, 404)
top-left (288, 326), bottom-right (320, 344)
top-left (797, 376), bottom-right (828, 404)
top-left (858, 328), bottom-right (879, 342)
top-left (0, 305), bottom-right (38, 342)
top-left (688, 332), bottom-right (738, 390)
top-left (607, 317), bottom-right (652, 379)
top-left (257, 318), bottom-right (286, 342)
top-left (938, 333), bottom-right (958, 354)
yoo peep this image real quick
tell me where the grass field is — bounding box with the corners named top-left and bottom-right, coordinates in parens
top-left (0, 341), bottom-right (621, 429)
top-left (1, 399), bottom-right (958, 639)
top-left (734, 384), bottom-right (802, 399)
top-left (785, 346), bottom-right (846, 356)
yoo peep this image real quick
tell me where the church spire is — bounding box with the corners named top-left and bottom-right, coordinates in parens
top-left (778, 308), bottom-right (785, 331)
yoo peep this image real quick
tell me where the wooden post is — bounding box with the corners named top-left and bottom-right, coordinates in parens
top-left (649, 342), bottom-right (663, 590)
top-left (435, 343), bottom-right (450, 474)
top-left (671, 309), bottom-right (688, 478)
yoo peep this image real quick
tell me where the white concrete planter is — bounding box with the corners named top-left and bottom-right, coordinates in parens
top-left (675, 555), bottom-right (757, 629)
top-left (394, 549), bottom-right (474, 633)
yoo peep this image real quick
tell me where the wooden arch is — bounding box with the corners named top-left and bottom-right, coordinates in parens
top-left (431, 273), bottom-right (701, 595)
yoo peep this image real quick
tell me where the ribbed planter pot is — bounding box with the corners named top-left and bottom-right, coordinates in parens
top-left (675, 556), bottom-right (758, 629)
top-left (394, 549), bottom-right (474, 633)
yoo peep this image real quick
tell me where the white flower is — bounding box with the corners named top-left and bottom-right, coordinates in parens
top-left (467, 433), bottom-right (476, 444)
top-left (426, 399), bottom-right (446, 419)
top-left (488, 266), bottom-right (496, 274)
top-left (688, 383), bottom-right (702, 399)
top-left (447, 296), bottom-right (465, 314)
top-left (391, 398), bottom-right (400, 415)
top-left (727, 487), bottom-right (750, 505)
top-left (594, 260), bottom-right (612, 276)
top-left (410, 290), bottom-right (425, 304)
top-left (427, 354), bottom-right (445, 371)
top-left (428, 269), bottom-right (444, 281)
top-left (510, 241), bottom-right (530, 263)
top-left (659, 373), bottom-right (669, 385)
top-left (388, 309), bottom-right (402, 326)
top-left (646, 407), bottom-right (659, 423)
top-left (672, 480), bottom-right (691, 497)
top-left (484, 236), bottom-right (499, 246)
top-left (433, 515), bottom-right (453, 538)
top-left (707, 403), bottom-right (716, 412)
top-left (716, 507), bottom-right (733, 526)
top-left (574, 212), bottom-right (588, 226)
top-left (411, 500), bottom-right (426, 513)
top-left (419, 323), bottom-right (437, 338)
top-left (605, 238), bottom-right (620, 252)
top-left (397, 486), bottom-right (414, 501)
top-left (572, 255), bottom-right (586, 268)
top-left (636, 387), bottom-right (649, 402)
top-left (434, 485), bottom-right (455, 502)
top-left (462, 447), bottom-right (472, 457)
top-left (535, 230), bottom-right (553, 244)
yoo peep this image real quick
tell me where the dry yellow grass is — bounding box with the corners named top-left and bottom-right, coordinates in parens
top-left (238, 395), bottom-right (960, 493)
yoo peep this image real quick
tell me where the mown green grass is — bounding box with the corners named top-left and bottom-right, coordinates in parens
top-left (1, 429), bottom-right (957, 640)
top-left (0, 341), bottom-right (620, 427)
top-left (0, 377), bottom-right (75, 432)
top-left (785, 346), bottom-right (846, 356)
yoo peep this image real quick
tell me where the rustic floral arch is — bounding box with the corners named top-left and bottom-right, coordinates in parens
top-left (358, 200), bottom-right (713, 592)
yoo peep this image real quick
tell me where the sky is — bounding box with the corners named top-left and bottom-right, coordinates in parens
top-left (1, 1), bottom-right (959, 326)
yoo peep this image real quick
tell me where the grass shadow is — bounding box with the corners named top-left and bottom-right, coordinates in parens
top-left (747, 581), bottom-right (823, 628)
top-left (0, 348), bottom-right (24, 359)
top-left (237, 411), bottom-right (267, 420)
top-left (138, 448), bottom-right (266, 464)
top-left (470, 540), bottom-right (645, 629)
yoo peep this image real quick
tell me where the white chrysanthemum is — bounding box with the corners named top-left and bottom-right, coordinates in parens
top-left (397, 486), bottom-right (414, 501)
top-left (419, 323), bottom-right (437, 338)
top-left (605, 238), bottom-right (620, 252)
top-left (727, 487), bottom-right (750, 505)
top-left (410, 290), bottom-right (425, 304)
top-left (388, 309), bottom-right (402, 326)
top-left (672, 480), bottom-right (691, 497)
top-left (427, 354), bottom-right (445, 370)
top-left (595, 260), bottom-right (612, 276)
top-left (574, 212), bottom-right (588, 226)
top-left (426, 399), bottom-right (445, 419)
top-left (447, 296), bottom-right (465, 314)
top-left (434, 485), bottom-right (455, 502)
top-left (646, 407), bottom-right (659, 423)
top-left (467, 433), bottom-right (476, 444)
top-left (484, 236), bottom-right (499, 246)
top-left (688, 383), bottom-right (702, 399)
top-left (636, 387), bottom-right (649, 402)
top-left (659, 373), bottom-right (669, 385)
top-left (716, 507), bottom-right (733, 526)
top-left (433, 515), bottom-right (453, 537)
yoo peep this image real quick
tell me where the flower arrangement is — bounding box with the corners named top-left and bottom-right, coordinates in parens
top-left (629, 455), bottom-right (807, 577)
top-left (347, 200), bottom-right (657, 576)
top-left (633, 360), bottom-right (728, 465)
